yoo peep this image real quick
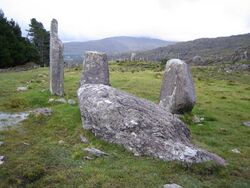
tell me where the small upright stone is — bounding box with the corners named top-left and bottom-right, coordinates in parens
top-left (80, 51), bottom-right (110, 86)
top-left (49, 19), bottom-right (64, 96)
top-left (160, 59), bottom-right (196, 114)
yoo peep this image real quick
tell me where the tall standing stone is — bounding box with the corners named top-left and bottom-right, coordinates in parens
top-left (80, 51), bottom-right (110, 86)
top-left (50, 19), bottom-right (64, 96)
top-left (160, 59), bottom-right (196, 114)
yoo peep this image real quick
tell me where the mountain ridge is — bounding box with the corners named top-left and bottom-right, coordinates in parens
top-left (120, 33), bottom-right (250, 64)
top-left (64, 36), bottom-right (175, 60)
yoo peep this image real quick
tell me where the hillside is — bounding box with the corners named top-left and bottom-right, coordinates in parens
top-left (64, 36), bottom-right (175, 60)
top-left (115, 33), bottom-right (250, 64)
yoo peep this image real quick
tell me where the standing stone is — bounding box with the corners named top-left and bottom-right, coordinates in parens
top-left (130, 52), bottom-right (136, 61)
top-left (50, 19), bottom-right (64, 96)
top-left (160, 59), bottom-right (196, 114)
top-left (80, 51), bottom-right (110, 86)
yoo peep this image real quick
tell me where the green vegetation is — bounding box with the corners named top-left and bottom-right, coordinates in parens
top-left (0, 10), bottom-right (49, 68)
top-left (0, 63), bottom-right (250, 187)
top-left (27, 18), bottom-right (50, 66)
top-left (0, 10), bottom-right (39, 68)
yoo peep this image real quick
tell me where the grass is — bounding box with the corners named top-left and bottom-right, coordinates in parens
top-left (0, 62), bottom-right (250, 187)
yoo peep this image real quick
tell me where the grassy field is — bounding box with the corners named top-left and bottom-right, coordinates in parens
top-left (0, 62), bottom-right (250, 187)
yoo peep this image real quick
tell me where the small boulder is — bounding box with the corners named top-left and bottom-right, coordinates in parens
top-left (17, 86), bottom-right (28, 92)
top-left (29, 108), bottom-right (52, 116)
top-left (84, 147), bottom-right (108, 157)
top-left (159, 59), bottom-right (196, 114)
top-left (242, 121), bottom-right (250, 127)
top-left (68, 99), bottom-right (76, 105)
top-left (80, 135), bottom-right (88, 143)
top-left (0, 141), bottom-right (4, 146)
top-left (231, 148), bottom-right (240, 154)
top-left (58, 140), bottom-right (65, 145)
top-left (163, 184), bottom-right (183, 188)
top-left (55, 98), bottom-right (67, 104)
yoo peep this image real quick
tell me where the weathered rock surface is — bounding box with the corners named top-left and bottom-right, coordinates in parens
top-left (80, 51), bottom-right (110, 86)
top-left (77, 84), bottom-right (225, 165)
top-left (49, 19), bottom-right (64, 96)
top-left (160, 59), bottom-right (196, 114)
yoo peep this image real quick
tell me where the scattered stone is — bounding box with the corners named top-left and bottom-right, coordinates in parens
top-left (0, 108), bottom-right (53, 129)
top-left (219, 63), bottom-right (250, 73)
top-left (159, 59), bottom-right (196, 114)
top-left (16, 86), bottom-right (28, 92)
top-left (40, 89), bottom-right (47, 92)
top-left (58, 140), bottom-right (64, 145)
top-left (0, 112), bottom-right (29, 129)
top-left (0, 155), bottom-right (4, 165)
top-left (84, 147), bottom-right (108, 157)
top-left (130, 52), bottom-right (136, 61)
top-left (78, 84), bottom-right (225, 165)
top-left (231, 46), bottom-right (250, 62)
top-left (80, 51), bottom-right (110, 86)
top-left (0, 141), bottom-right (4, 146)
top-left (84, 156), bottom-right (94, 160)
top-left (29, 108), bottom-right (52, 116)
top-left (80, 135), bottom-right (88, 143)
top-left (49, 19), bottom-right (64, 96)
top-left (193, 115), bottom-right (204, 124)
top-left (242, 121), bottom-right (250, 127)
top-left (68, 99), bottom-right (76, 105)
top-left (55, 98), bottom-right (67, 103)
top-left (163, 183), bottom-right (183, 188)
top-left (231, 148), bottom-right (240, 154)
top-left (48, 98), bottom-right (55, 103)
top-left (190, 55), bottom-right (204, 65)
top-left (22, 142), bottom-right (30, 146)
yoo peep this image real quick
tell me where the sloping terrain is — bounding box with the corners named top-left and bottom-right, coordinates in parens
top-left (114, 33), bottom-right (250, 64)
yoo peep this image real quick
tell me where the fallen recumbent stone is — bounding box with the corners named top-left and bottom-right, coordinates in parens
top-left (77, 84), bottom-right (226, 165)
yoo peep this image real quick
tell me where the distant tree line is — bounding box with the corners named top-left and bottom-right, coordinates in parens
top-left (0, 9), bottom-right (50, 68)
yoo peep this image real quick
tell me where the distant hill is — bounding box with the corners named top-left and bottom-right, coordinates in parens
top-left (63, 36), bottom-right (175, 60)
top-left (116, 33), bottom-right (250, 64)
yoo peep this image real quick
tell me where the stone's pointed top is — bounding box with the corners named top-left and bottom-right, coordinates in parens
top-left (167, 59), bottom-right (185, 65)
top-left (50, 19), bottom-right (58, 36)
top-left (51, 18), bottom-right (58, 24)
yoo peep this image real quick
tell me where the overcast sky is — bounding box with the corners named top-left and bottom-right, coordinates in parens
top-left (1, 0), bottom-right (250, 42)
